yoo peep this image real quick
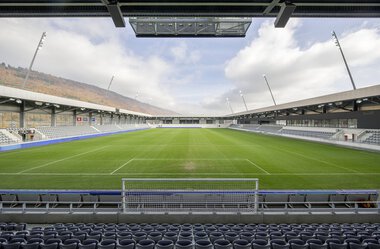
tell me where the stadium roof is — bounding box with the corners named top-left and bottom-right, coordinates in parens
top-left (0, 1), bottom-right (379, 28)
top-left (0, 85), bottom-right (151, 117)
top-left (226, 84), bottom-right (380, 117)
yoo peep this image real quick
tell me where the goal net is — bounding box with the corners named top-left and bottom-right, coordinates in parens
top-left (121, 178), bottom-right (259, 214)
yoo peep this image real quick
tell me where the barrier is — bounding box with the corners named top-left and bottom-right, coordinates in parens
top-left (0, 189), bottom-right (377, 215)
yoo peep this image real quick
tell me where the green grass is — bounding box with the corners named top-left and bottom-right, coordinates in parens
top-left (0, 128), bottom-right (379, 190)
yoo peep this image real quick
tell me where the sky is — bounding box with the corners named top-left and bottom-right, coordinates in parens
top-left (0, 17), bottom-right (379, 115)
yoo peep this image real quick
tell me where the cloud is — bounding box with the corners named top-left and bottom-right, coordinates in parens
top-left (0, 18), bottom-right (175, 110)
top-left (217, 20), bottom-right (380, 113)
top-left (170, 41), bottom-right (201, 64)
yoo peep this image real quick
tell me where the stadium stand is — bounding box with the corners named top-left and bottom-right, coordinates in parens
top-left (362, 131), bottom-right (380, 145)
top-left (279, 129), bottom-right (335, 140)
top-left (0, 222), bottom-right (379, 249)
top-left (257, 126), bottom-right (283, 133)
top-left (0, 130), bottom-right (18, 145)
top-left (36, 126), bottom-right (98, 139)
top-left (32, 125), bottom-right (149, 140)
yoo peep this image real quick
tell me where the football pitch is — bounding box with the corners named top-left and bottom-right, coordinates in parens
top-left (0, 128), bottom-right (379, 190)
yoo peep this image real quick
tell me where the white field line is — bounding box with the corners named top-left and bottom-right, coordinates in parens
top-left (17, 146), bottom-right (109, 174)
top-left (132, 158), bottom-right (245, 160)
top-left (110, 158), bottom-right (135, 175)
top-left (279, 148), bottom-right (360, 173)
top-left (246, 159), bottom-right (270, 175)
top-left (0, 172), bottom-right (379, 176)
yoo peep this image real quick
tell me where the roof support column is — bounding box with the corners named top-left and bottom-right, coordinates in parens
top-left (19, 101), bottom-right (25, 128)
top-left (73, 110), bottom-right (77, 126)
top-left (89, 112), bottom-right (93, 126)
top-left (51, 106), bottom-right (56, 127)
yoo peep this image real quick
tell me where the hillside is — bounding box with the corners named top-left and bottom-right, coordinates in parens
top-left (0, 63), bottom-right (176, 115)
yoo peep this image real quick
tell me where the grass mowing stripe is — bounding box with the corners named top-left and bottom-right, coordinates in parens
top-left (246, 159), bottom-right (270, 175)
top-left (278, 147), bottom-right (360, 173)
top-left (132, 158), bottom-right (245, 160)
top-left (18, 145), bottom-right (109, 174)
top-left (110, 158), bottom-right (135, 175)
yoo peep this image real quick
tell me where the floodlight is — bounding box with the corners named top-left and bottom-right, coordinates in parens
top-left (15, 99), bottom-right (22, 104)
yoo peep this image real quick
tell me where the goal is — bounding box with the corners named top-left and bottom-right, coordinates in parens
top-left (121, 178), bottom-right (259, 214)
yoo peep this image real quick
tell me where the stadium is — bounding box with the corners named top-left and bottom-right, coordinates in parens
top-left (0, 1), bottom-right (380, 249)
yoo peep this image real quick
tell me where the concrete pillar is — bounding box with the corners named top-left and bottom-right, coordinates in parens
top-left (100, 114), bottom-right (104, 125)
top-left (51, 107), bottom-right (56, 127)
top-left (19, 101), bottom-right (25, 128)
top-left (89, 112), bottom-right (93, 126)
top-left (73, 110), bottom-right (77, 126)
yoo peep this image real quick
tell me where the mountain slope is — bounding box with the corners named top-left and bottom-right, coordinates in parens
top-left (0, 63), bottom-right (176, 115)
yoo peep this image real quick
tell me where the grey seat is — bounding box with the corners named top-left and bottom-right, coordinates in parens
top-left (72, 233), bottom-right (87, 242)
top-left (98, 239), bottom-right (116, 249)
top-left (21, 242), bottom-right (40, 249)
top-left (233, 239), bottom-right (251, 249)
top-left (61, 239), bottom-right (81, 249)
top-left (252, 239), bottom-right (270, 249)
top-left (135, 239), bottom-right (155, 249)
top-left (194, 233), bottom-right (208, 242)
top-left (205, 228), bottom-right (217, 235)
top-left (155, 240), bottom-right (173, 249)
top-left (214, 239), bottom-right (232, 249)
top-left (289, 239), bottom-right (307, 249)
top-left (224, 233), bottom-right (238, 244)
top-left (255, 233), bottom-right (269, 241)
top-left (328, 242), bottom-right (347, 249)
top-left (195, 240), bottom-right (212, 249)
top-left (271, 239), bottom-right (290, 249)
top-left (163, 232), bottom-right (177, 243)
top-left (346, 241), bottom-right (366, 249)
top-left (78, 239), bottom-right (98, 249)
top-left (240, 232), bottom-right (254, 243)
top-left (209, 232), bottom-right (224, 243)
top-left (147, 232), bottom-right (162, 243)
top-left (3, 242), bottom-right (22, 249)
top-left (40, 243), bottom-right (59, 249)
top-left (300, 233), bottom-right (314, 243)
top-left (133, 233), bottom-right (147, 243)
top-left (175, 240), bottom-right (193, 249)
top-left (117, 239), bottom-right (135, 249)
top-left (270, 233), bottom-right (285, 241)
top-left (10, 239), bottom-right (27, 244)
top-left (178, 233), bottom-right (192, 242)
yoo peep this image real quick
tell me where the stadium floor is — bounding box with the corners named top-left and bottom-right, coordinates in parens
top-left (0, 128), bottom-right (379, 190)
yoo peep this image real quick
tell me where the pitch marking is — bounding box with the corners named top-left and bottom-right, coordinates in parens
top-left (1, 172), bottom-right (379, 176)
top-left (280, 149), bottom-right (360, 173)
top-left (110, 158), bottom-right (135, 175)
top-left (133, 158), bottom-right (245, 161)
top-left (18, 146), bottom-right (109, 174)
top-left (246, 159), bottom-right (270, 175)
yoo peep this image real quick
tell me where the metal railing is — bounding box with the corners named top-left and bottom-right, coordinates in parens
top-left (0, 200), bottom-right (378, 215)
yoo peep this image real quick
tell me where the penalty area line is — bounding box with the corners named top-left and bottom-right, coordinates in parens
top-left (17, 145), bottom-right (110, 174)
top-left (110, 158), bottom-right (135, 175)
top-left (246, 159), bottom-right (270, 175)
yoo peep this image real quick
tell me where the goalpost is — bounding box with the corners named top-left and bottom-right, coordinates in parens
top-left (121, 178), bottom-right (259, 214)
